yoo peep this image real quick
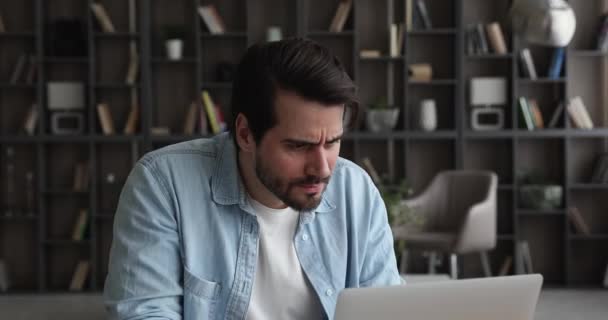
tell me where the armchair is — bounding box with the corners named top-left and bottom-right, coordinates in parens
top-left (392, 170), bottom-right (498, 279)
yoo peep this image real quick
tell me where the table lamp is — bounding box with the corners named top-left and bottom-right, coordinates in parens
top-left (470, 77), bottom-right (507, 131)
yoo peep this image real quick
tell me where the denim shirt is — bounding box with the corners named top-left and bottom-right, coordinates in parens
top-left (103, 132), bottom-right (402, 320)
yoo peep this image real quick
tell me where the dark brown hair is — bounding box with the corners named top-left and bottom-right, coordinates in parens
top-left (229, 37), bottom-right (359, 145)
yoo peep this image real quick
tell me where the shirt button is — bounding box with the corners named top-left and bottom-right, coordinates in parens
top-left (302, 234), bottom-right (309, 241)
top-left (325, 288), bottom-right (334, 296)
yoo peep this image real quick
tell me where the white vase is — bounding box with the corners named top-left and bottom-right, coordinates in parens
top-left (266, 26), bottom-right (282, 42)
top-left (419, 99), bottom-right (437, 131)
top-left (166, 39), bottom-right (184, 60)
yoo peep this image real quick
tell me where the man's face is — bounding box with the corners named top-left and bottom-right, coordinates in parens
top-left (253, 89), bottom-right (344, 211)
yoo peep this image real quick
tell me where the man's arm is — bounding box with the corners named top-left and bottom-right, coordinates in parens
top-left (103, 161), bottom-right (183, 319)
top-left (359, 187), bottom-right (404, 287)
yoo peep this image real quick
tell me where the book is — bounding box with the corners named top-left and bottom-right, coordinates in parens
top-left (0, 11), bottom-right (5, 33)
top-left (0, 260), bottom-right (9, 292)
top-left (335, 0), bottom-right (352, 32)
top-left (360, 157), bottom-right (382, 185)
top-left (71, 209), bottom-right (88, 241)
top-left (520, 48), bottom-right (537, 79)
top-left (72, 162), bottom-right (89, 192)
top-left (405, 0), bottom-right (413, 31)
top-left (183, 101), bottom-right (199, 135)
top-left (528, 99), bottom-right (544, 129)
top-left (476, 23), bottom-right (489, 54)
top-left (498, 256), bottom-right (513, 276)
top-left (465, 24), bottom-right (479, 55)
top-left (596, 14), bottom-right (608, 51)
top-left (201, 90), bottom-right (221, 134)
top-left (151, 127), bottom-right (170, 136)
top-left (519, 97), bottom-right (534, 130)
top-left (568, 207), bottom-right (591, 235)
top-left (360, 50), bottom-right (381, 58)
top-left (123, 103), bottom-right (139, 135)
top-left (329, 0), bottom-right (352, 32)
top-left (567, 96), bottom-right (593, 129)
top-left (396, 23), bottom-right (405, 56)
top-left (23, 103), bottom-right (38, 135)
top-left (25, 55), bottom-right (37, 84)
top-left (199, 103), bottom-right (208, 135)
top-left (547, 101), bottom-right (564, 128)
top-left (9, 54), bottom-right (27, 84)
top-left (389, 23), bottom-right (399, 57)
top-left (125, 47), bottom-right (139, 85)
top-left (547, 47), bottom-right (565, 79)
top-left (415, 0), bottom-right (432, 29)
top-left (198, 5), bottom-right (225, 34)
top-left (486, 22), bottom-right (507, 54)
top-left (97, 103), bottom-right (115, 135)
top-left (589, 153), bottom-right (608, 183)
top-left (69, 260), bottom-right (90, 291)
top-left (90, 3), bottom-right (116, 33)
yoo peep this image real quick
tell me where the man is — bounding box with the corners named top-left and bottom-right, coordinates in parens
top-left (104, 38), bottom-right (401, 320)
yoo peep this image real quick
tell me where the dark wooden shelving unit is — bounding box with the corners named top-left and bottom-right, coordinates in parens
top-left (0, 0), bottom-right (606, 293)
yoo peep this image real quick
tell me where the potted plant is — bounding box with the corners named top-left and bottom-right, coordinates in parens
top-left (366, 96), bottom-right (400, 132)
top-left (517, 169), bottom-right (563, 210)
top-left (163, 25), bottom-right (186, 60)
top-left (378, 178), bottom-right (423, 263)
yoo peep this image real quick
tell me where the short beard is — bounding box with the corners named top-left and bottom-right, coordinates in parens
top-left (254, 153), bottom-right (330, 211)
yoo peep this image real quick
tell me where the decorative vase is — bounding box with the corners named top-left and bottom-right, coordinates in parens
top-left (419, 99), bottom-right (437, 131)
top-left (165, 39), bottom-right (184, 60)
top-left (366, 109), bottom-right (400, 132)
top-left (266, 26), bottom-right (283, 42)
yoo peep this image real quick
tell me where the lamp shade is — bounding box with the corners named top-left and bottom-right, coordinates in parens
top-left (510, 0), bottom-right (576, 47)
top-left (470, 77), bottom-right (507, 106)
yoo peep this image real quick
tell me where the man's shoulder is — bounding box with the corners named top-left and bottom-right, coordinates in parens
top-left (138, 134), bottom-right (226, 169)
top-left (332, 157), bottom-right (376, 190)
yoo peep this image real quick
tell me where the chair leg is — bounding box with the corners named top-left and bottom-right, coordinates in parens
top-left (450, 254), bottom-right (458, 279)
top-left (399, 249), bottom-right (409, 274)
top-left (428, 252), bottom-right (438, 274)
top-left (480, 251), bottom-right (492, 277)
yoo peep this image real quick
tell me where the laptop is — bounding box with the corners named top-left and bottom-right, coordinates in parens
top-left (334, 274), bottom-right (543, 320)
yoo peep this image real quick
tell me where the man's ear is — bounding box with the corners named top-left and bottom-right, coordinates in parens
top-left (235, 113), bottom-right (255, 152)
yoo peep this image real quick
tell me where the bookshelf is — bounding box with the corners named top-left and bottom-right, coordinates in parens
top-left (0, 0), bottom-right (607, 293)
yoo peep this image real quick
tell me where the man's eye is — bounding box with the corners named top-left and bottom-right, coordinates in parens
top-left (289, 143), bottom-right (307, 150)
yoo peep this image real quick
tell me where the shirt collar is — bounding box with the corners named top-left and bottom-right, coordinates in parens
top-left (210, 132), bottom-right (336, 214)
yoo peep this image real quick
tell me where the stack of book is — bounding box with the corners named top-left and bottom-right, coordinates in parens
top-left (466, 22), bottom-right (508, 55)
top-left (518, 97), bottom-right (545, 130)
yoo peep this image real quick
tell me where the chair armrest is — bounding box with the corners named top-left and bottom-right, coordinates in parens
top-left (454, 173), bottom-right (498, 254)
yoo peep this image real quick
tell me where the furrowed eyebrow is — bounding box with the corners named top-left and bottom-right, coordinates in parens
top-left (282, 133), bottom-right (343, 146)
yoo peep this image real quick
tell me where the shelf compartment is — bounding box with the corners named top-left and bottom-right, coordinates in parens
top-left (464, 139), bottom-right (513, 184)
top-left (568, 240), bottom-right (608, 286)
top-left (519, 215), bottom-right (565, 284)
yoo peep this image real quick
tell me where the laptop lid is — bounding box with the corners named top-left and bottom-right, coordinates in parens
top-left (335, 274), bottom-right (543, 320)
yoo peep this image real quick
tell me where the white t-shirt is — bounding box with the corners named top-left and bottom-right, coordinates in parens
top-left (245, 196), bottom-right (324, 319)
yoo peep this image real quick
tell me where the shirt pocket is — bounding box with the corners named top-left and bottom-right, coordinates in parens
top-left (183, 266), bottom-right (221, 320)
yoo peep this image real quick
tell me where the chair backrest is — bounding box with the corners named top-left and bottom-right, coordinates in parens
top-left (424, 171), bottom-right (496, 232)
